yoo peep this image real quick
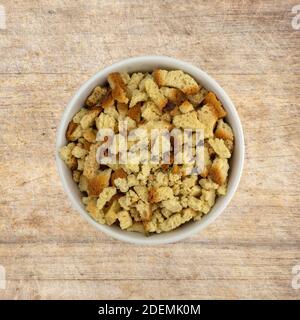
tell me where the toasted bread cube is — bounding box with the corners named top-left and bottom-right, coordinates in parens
top-left (209, 157), bottom-right (229, 185)
top-left (83, 128), bottom-right (97, 143)
top-left (87, 170), bottom-right (111, 197)
top-left (129, 89), bottom-right (148, 108)
top-left (83, 143), bottom-right (100, 179)
top-left (144, 77), bottom-right (167, 110)
top-left (215, 119), bottom-right (234, 141)
top-left (105, 200), bottom-right (121, 225)
top-left (141, 100), bottom-right (161, 121)
top-left (97, 186), bottom-right (117, 210)
top-left (86, 198), bottom-right (105, 224)
top-left (208, 138), bottom-right (231, 158)
top-left (203, 92), bottom-right (226, 118)
top-left (118, 211), bottom-right (133, 229)
top-left (153, 69), bottom-right (199, 95)
top-left (127, 72), bottom-right (145, 98)
top-left (107, 72), bottom-right (128, 104)
top-left (136, 200), bottom-right (152, 221)
top-left (86, 86), bottom-right (107, 107)
top-left (160, 87), bottom-right (185, 105)
top-left (179, 100), bottom-right (194, 114)
top-left (187, 87), bottom-right (208, 106)
top-left (71, 145), bottom-right (88, 159)
top-left (173, 111), bottom-right (204, 129)
top-left (80, 109), bottom-right (101, 130)
top-left (197, 104), bottom-right (218, 138)
top-left (59, 143), bottom-right (77, 170)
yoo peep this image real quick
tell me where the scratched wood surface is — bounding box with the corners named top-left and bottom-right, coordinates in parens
top-left (0, 0), bottom-right (299, 300)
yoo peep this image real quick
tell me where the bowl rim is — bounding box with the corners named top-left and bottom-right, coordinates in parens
top-left (55, 55), bottom-right (245, 245)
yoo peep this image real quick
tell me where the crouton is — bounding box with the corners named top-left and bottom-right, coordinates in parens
top-left (86, 198), bottom-right (105, 224)
top-left (173, 111), bottom-right (204, 129)
top-left (118, 190), bottom-right (139, 210)
top-left (77, 159), bottom-right (84, 171)
top-left (199, 178), bottom-right (219, 190)
top-left (209, 157), bottom-right (229, 185)
top-left (107, 72), bottom-right (129, 104)
top-left (116, 102), bottom-right (128, 119)
top-left (79, 175), bottom-right (89, 192)
top-left (215, 119), bottom-right (234, 141)
top-left (80, 109), bottom-right (100, 130)
top-left (203, 92), bottom-right (226, 118)
top-left (138, 74), bottom-right (152, 91)
top-left (83, 128), bottom-right (97, 143)
top-left (96, 113), bottom-right (116, 131)
top-left (120, 72), bottom-right (130, 84)
top-left (133, 185), bottom-right (148, 202)
top-left (72, 170), bottom-right (81, 183)
top-left (87, 169), bottom-right (112, 197)
top-left (97, 187), bottom-right (117, 210)
top-left (129, 89), bottom-right (148, 108)
top-left (101, 91), bottom-right (115, 109)
top-left (187, 87), bottom-right (208, 106)
top-left (59, 143), bottom-right (77, 170)
top-left (66, 121), bottom-right (78, 142)
top-left (127, 72), bottom-right (144, 98)
top-left (111, 168), bottom-right (127, 186)
top-left (197, 104), bottom-right (218, 138)
top-left (144, 77), bottom-right (167, 110)
top-left (86, 86), bottom-right (107, 107)
top-left (179, 100), bottom-right (194, 114)
top-left (153, 69), bottom-right (199, 95)
top-left (148, 186), bottom-right (174, 203)
top-left (199, 146), bottom-right (212, 178)
top-left (136, 200), bottom-right (152, 221)
top-left (127, 222), bottom-right (146, 233)
top-left (66, 122), bottom-right (83, 141)
top-left (73, 108), bottom-right (88, 124)
top-left (201, 188), bottom-right (216, 207)
top-left (160, 87), bottom-right (185, 105)
top-left (161, 199), bottom-right (182, 213)
top-left (83, 143), bottom-right (100, 179)
top-left (127, 103), bottom-right (141, 123)
top-left (71, 145), bottom-right (88, 159)
top-left (104, 200), bottom-right (121, 225)
top-left (208, 138), bottom-right (231, 158)
top-left (141, 100), bottom-right (161, 121)
top-left (114, 177), bottom-right (129, 193)
top-left (118, 211), bottom-right (133, 229)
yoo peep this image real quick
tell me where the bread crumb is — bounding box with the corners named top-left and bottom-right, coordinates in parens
top-left (144, 77), bottom-right (167, 110)
top-left (154, 69), bottom-right (199, 95)
top-left (208, 138), bottom-right (231, 158)
top-left (107, 72), bottom-right (128, 104)
top-left (97, 187), bottom-right (117, 210)
top-left (209, 157), bottom-right (229, 185)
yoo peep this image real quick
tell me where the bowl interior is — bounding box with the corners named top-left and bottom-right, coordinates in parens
top-left (56, 56), bottom-right (244, 244)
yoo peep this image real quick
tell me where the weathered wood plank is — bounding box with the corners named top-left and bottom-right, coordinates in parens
top-left (0, 0), bottom-right (299, 299)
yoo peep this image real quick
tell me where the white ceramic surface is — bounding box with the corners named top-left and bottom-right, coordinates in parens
top-left (56, 55), bottom-right (245, 245)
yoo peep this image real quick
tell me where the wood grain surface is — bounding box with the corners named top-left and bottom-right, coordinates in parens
top-left (0, 0), bottom-right (299, 299)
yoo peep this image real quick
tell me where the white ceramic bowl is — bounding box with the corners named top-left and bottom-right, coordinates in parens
top-left (56, 55), bottom-right (244, 245)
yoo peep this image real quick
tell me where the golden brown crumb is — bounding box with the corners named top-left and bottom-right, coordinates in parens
top-left (107, 72), bottom-right (129, 104)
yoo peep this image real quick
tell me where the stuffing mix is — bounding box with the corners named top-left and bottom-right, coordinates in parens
top-left (59, 69), bottom-right (234, 234)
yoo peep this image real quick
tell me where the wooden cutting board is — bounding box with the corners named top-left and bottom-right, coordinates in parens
top-left (0, 0), bottom-right (299, 299)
